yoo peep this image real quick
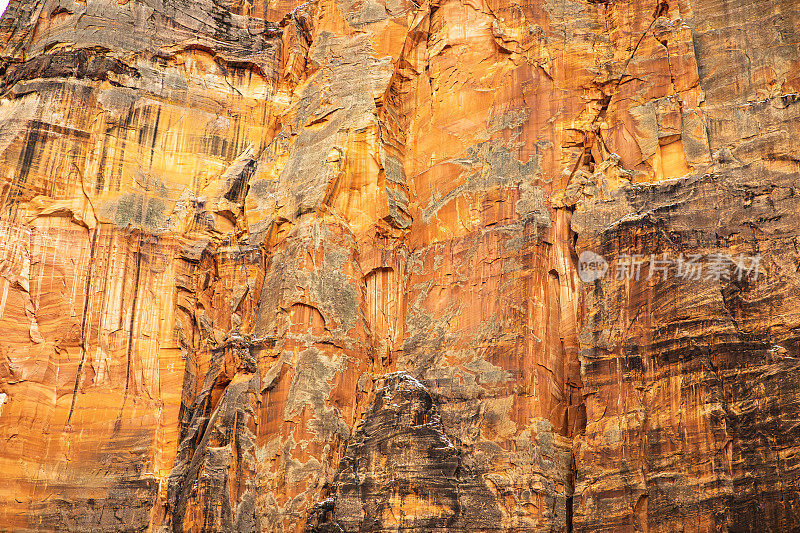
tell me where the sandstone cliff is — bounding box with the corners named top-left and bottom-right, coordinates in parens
top-left (0, 0), bottom-right (799, 530)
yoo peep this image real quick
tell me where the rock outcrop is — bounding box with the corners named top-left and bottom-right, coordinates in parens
top-left (0, 0), bottom-right (798, 531)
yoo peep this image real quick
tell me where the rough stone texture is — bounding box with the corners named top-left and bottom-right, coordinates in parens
top-left (0, 0), bottom-right (798, 531)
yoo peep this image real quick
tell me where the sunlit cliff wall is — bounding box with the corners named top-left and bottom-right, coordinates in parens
top-left (0, 0), bottom-right (799, 530)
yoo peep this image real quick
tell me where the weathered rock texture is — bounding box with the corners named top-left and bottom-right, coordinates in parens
top-left (0, 0), bottom-right (798, 531)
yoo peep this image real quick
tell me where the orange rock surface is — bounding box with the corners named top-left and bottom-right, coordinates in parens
top-left (0, 0), bottom-right (799, 530)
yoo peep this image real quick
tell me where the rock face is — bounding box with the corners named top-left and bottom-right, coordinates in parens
top-left (0, 0), bottom-right (799, 531)
top-left (309, 372), bottom-right (505, 531)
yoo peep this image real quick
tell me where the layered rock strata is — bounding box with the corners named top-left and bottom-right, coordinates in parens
top-left (0, 0), bottom-right (798, 531)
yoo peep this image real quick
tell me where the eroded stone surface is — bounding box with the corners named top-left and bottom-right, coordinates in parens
top-left (0, 0), bottom-right (798, 531)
